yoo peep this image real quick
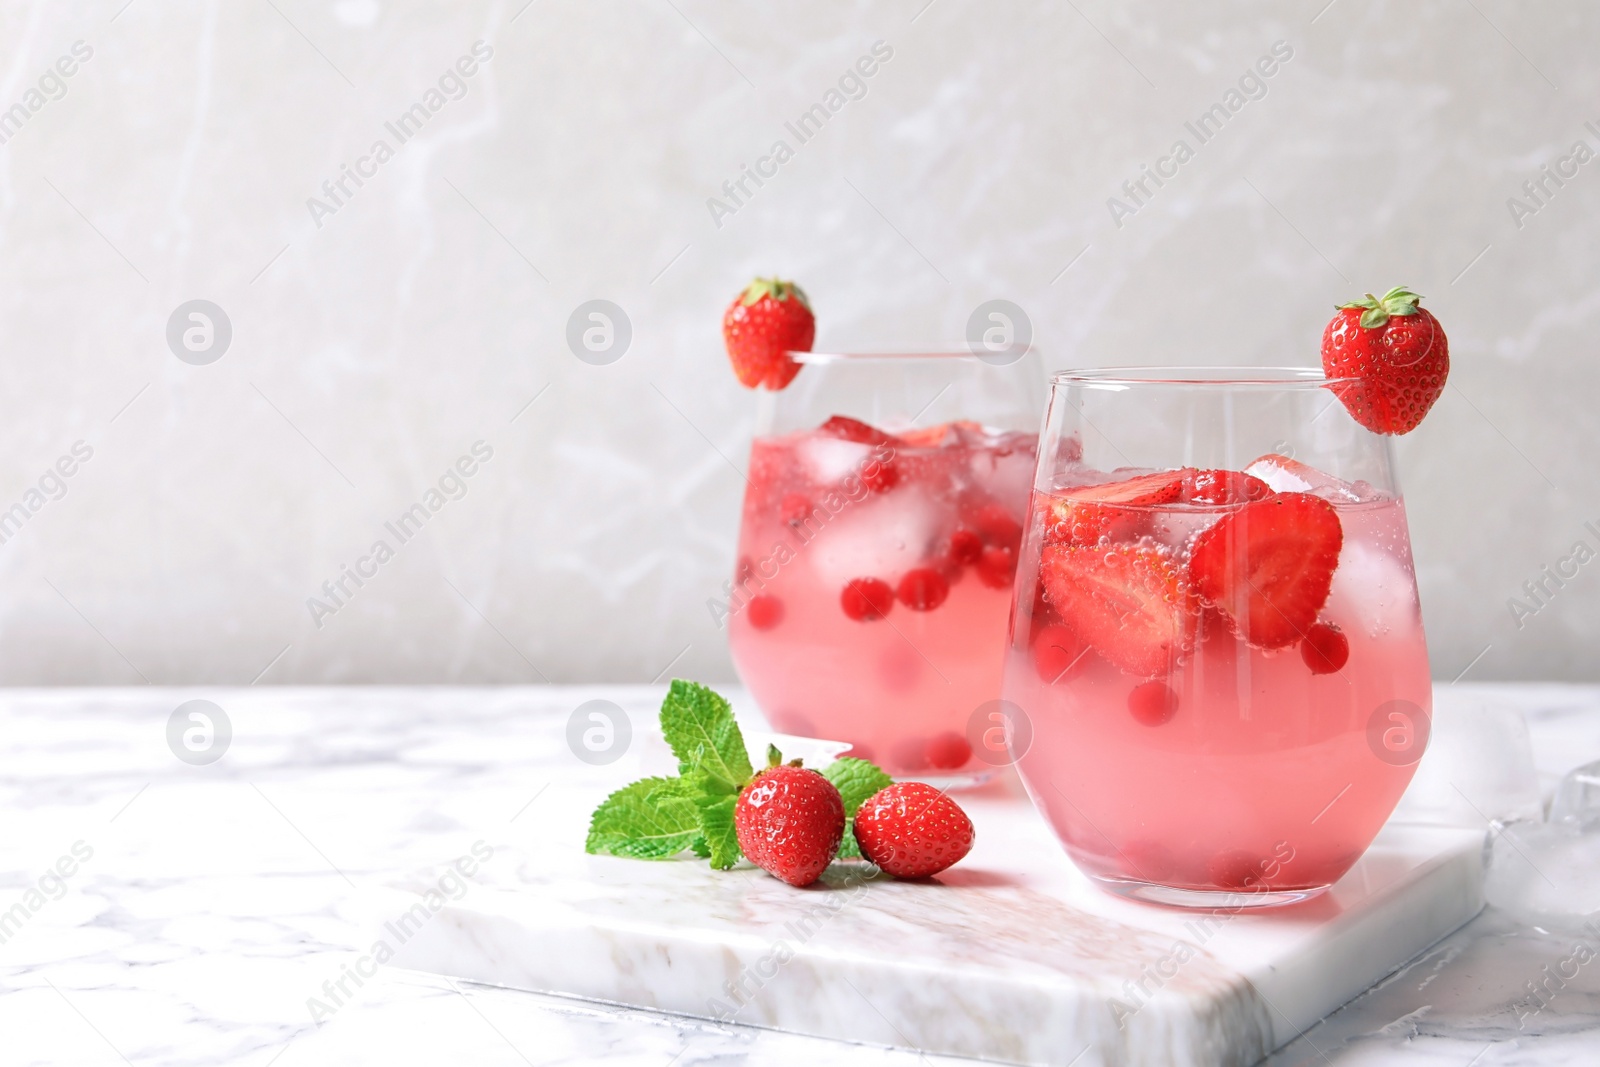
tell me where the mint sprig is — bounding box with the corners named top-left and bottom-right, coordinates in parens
top-left (823, 757), bottom-right (894, 859)
top-left (584, 777), bottom-right (702, 860)
top-left (583, 679), bottom-right (892, 870)
top-left (660, 680), bottom-right (752, 790)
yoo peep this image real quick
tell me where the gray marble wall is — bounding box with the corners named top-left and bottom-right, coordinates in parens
top-left (0, 0), bottom-right (1593, 684)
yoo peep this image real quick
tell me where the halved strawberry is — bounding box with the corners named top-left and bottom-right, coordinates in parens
top-left (1188, 492), bottom-right (1343, 649)
top-left (1039, 543), bottom-right (1195, 677)
top-left (1179, 469), bottom-right (1271, 505)
top-left (1041, 471), bottom-right (1185, 547)
top-left (898, 420), bottom-right (982, 448)
top-left (818, 415), bottom-right (900, 447)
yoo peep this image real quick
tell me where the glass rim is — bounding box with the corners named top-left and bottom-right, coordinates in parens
top-left (1051, 365), bottom-right (1357, 388)
top-left (790, 349), bottom-right (1018, 365)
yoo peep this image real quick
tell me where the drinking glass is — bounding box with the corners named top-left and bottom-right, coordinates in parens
top-left (1005, 367), bottom-right (1431, 907)
top-left (726, 350), bottom-right (1043, 784)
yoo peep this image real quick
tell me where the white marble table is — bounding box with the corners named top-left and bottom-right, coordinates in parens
top-left (2, 684), bottom-right (1598, 1066)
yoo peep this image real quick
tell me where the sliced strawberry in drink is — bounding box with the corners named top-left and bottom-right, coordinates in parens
top-left (1179, 469), bottom-right (1272, 505)
top-left (818, 415), bottom-right (899, 447)
top-left (1188, 492), bottom-right (1343, 650)
top-left (897, 421), bottom-right (978, 448)
top-left (1039, 543), bottom-right (1195, 677)
top-left (861, 457), bottom-right (899, 493)
top-left (1043, 470), bottom-right (1185, 547)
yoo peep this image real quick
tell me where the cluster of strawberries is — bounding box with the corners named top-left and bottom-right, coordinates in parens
top-left (736, 763), bottom-right (973, 888)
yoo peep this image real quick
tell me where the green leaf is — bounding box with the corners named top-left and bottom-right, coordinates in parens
top-left (740, 277), bottom-right (809, 309)
top-left (823, 757), bottom-right (894, 860)
top-left (585, 777), bottom-right (702, 860)
top-left (693, 793), bottom-right (741, 870)
top-left (660, 680), bottom-right (753, 791)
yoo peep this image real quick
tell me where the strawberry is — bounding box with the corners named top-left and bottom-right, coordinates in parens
top-left (1180, 469), bottom-right (1272, 505)
top-left (1039, 543), bottom-right (1194, 677)
top-left (734, 754), bottom-right (845, 887)
top-left (1043, 471), bottom-right (1185, 547)
top-left (897, 420), bottom-right (980, 448)
top-left (1320, 286), bottom-right (1449, 435)
top-left (1188, 492), bottom-right (1343, 650)
top-left (852, 782), bottom-right (974, 879)
top-left (817, 415), bottom-right (898, 447)
top-left (722, 277), bottom-right (815, 390)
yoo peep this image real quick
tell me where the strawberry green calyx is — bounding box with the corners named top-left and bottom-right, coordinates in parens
top-left (766, 743), bottom-right (783, 768)
top-left (1338, 286), bottom-right (1423, 330)
top-left (740, 276), bottom-right (810, 310)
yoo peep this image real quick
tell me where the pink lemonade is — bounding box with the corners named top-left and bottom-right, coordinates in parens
top-left (727, 416), bottom-right (1038, 779)
top-left (1006, 454), bottom-right (1432, 903)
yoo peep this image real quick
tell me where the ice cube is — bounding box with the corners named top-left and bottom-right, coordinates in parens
top-left (1483, 819), bottom-right (1600, 920)
top-left (970, 447), bottom-right (1037, 509)
top-left (807, 487), bottom-right (940, 588)
top-left (1321, 539), bottom-right (1419, 640)
top-left (1148, 508), bottom-right (1225, 553)
top-left (1392, 700), bottom-right (1544, 828)
top-left (796, 436), bottom-right (875, 486)
top-left (1245, 454), bottom-right (1364, 502)
top-left (1551, 759), bottom-right (1600, 831)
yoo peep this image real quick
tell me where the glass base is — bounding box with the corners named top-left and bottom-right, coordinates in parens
top-left (1095, 876), bottom-right (1332, 910)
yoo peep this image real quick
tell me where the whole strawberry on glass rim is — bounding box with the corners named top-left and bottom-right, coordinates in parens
top-left (1320, 286), bottom-right (1448, 435)
top-left (722, 277), bottom-right (815, 390)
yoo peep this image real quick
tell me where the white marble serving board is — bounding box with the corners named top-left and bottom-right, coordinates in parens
top-left (391, 777), bottom-right (1485, 1067)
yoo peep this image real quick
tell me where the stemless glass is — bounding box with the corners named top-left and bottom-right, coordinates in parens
top-left (726, 351), bottom-right (1043, 784)
top-left (1005, 368), bottom-right (1432, 907)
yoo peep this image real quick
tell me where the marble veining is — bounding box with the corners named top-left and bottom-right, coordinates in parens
top-left (0, 683), bottom-right (1595, 1066)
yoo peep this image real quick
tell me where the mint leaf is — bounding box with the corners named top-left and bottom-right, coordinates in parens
top-left (693, 793), bottom-right (741, 870)
top-left (823, 757), bottom-right (893, 859)
top-left (660, 679), bottom-right (753, 791)
top-left (585, 777), bottom-right (701, 860)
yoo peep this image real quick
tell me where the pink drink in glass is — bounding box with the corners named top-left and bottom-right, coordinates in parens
top-left (728, 417), bottom-right (1037, 780)
top-left (1006, 368), bottom-right (1432, 907)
